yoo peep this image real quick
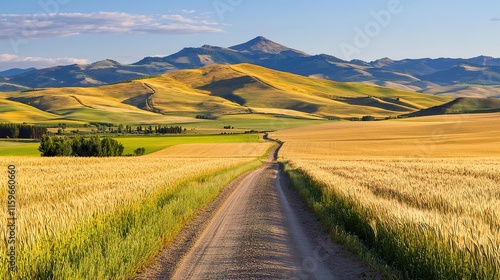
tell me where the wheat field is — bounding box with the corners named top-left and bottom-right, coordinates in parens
top-left (147, 142), bottom-right (272, 158)
top-left (0, 147), bottom-right (264, 279)
top-left (271, 113), bottom-right (500, 279)
top-left (274, 113), bottom-right (500, 159)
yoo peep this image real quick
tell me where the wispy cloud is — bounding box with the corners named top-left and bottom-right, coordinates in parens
top-left (491, 17), bottom-right (500, 22)
top-left (0, 12), bottom-right (224, 40)
top-left (0, 54), bottom-right (89, 71)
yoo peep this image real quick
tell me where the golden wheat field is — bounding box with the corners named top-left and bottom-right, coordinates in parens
top-left (0, 147), bottom-right (264, 278)
top-left (271, 113), bottom-right (500, 278)
top-left (147, 142), bottom-right (272, 158)
top-left (0, 156), bottom-right (252, 241)
top-left (274, 113), bottom-right (500, 159)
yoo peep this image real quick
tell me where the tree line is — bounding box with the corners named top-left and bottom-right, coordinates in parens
top-left (0, 123), bottom-right (47, 139)
top-left (136, 125), bottom-right (183, 134)
top-left (39, 135), bottom-right (124, 157)
top-left (87, 123), bottom-right (184, 134)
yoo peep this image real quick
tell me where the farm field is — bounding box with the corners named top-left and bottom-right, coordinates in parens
top-left (274, 113), bottom-right (500, 158)
top-left (118, 134), bottom-right (262, 155)
top-left (147, 142), bottom-right (272, 158)
top-left (0, 140), bottom-right (269, 279)
top-left (270, 113), bottom-right (500, 279)
top-left (177, 114), bottom-right (328, 132)
top-left (0, 134), bottom-right (263, 157)
top-left (0, 140), bottom-right (40, 157)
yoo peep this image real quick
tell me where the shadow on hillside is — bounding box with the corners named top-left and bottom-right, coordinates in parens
top-left (284, 102), bottom-right (319, 113)
top-left (198, 76), bottom-right (252, 105)
top-left (341, 97), bottom-right (411, 112)
top-left (122, 93), bottom-right (152, 110)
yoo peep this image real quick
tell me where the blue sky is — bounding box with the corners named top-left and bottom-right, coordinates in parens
top-left (0, 0), bottom-right (499, 70)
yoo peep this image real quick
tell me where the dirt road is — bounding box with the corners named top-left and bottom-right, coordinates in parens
top-left (136, 144), bottom-right (380, 279)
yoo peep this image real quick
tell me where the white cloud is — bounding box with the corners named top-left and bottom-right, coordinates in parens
top-left (161, 14), bottom-right (199, 24)
top-left (0, 12), bottom-right (223, 40)
top-left (0, 54), bottom-right (89, 71)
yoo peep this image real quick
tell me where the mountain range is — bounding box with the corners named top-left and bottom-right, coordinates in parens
top-left (1, 36), bottom-right (500, 97)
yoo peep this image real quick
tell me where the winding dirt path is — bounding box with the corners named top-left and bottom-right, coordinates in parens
top-left (70, 95), bottom-right (93, 109)
top-left (135, 144), bottom-right (381, 279)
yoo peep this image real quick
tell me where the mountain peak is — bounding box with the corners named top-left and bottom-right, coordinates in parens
top-left (90, 59), bottom-right (121, 69)
top-left (92, 59), bottom-right (120, 65)
top-left (229, 36), bottom-right (308, 56)
top-left (201, 44), bottom-right (217, 49)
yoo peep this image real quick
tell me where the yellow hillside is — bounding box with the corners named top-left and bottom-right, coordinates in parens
top-left (0, 63), bottom-right (453, 124)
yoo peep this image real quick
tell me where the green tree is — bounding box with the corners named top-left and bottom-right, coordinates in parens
top-left (39, 135), bottom-right (71, 156)
top-left (53, 137), bottom-right (72, 156)
top-left (39, 135), bottom-right (55, 156)
top-left (89, 135), bottom-right (102, 156)
top-left (10, 126), bottom-right (19, 138)
top-left (100, 137), bottom-right (124, 156)
top-left (134, 147), bottom-right (146, 156)
top-left (40, 135), bottom-right (124, 157)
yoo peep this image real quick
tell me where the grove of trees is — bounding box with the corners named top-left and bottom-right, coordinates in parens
top-left (361, 115), bottom-right (376, 121)
top-left (39, 135), bottom-right (124, 157)
top-left (136, 125), bottom-right (183, 134)
top-left (0, 123), bottom-right (47, 139)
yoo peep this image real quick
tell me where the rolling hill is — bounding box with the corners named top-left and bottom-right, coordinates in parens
top-left (406, 97), bottom-right (500, 117)
top-left (0, 64), bottom-right (454, 125)
top-left (421, 84), bottom-right (500, 98)
top-left (2, 36), bottom-right (500, 97)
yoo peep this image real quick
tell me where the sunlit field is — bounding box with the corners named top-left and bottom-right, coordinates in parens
top-left (271, 113), bottom-right (500, 279)
top-left (0, 134), bottom-right (262, 157)
top-left (147, 142), bottom-right (272, 158)
top-left (0, 141), bottom-right (268, 279)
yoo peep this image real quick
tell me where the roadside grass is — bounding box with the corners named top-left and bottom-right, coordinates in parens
top-left (284, 164), bottom-right (401, 279)
top-left (284, 160), bottom-right (500, 279)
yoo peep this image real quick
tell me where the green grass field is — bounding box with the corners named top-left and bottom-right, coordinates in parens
top-left (118, 134), bottom-right (262, 155)
top-left (177, 114), bottom-right (328, 131)
top-left (0, 140), bottom-right (40, 156)
top-left (0, 134), bottom-right (263, 157)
